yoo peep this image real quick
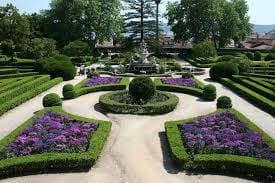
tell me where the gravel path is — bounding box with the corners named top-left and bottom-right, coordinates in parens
top-left (0, 71), bottom-right (274, 183)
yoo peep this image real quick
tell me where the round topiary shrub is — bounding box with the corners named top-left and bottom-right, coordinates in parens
top-left (216, 55), bottom-right (234, 62)
top-left (203, 84), bottom-right (216, 101)
top-left (254, 51), bottom-right (261, 61)
top-left (246, 52), bottom-right (254, 60)
top-left (129, 77), bottom-right (156, 102)
top-left (43, 93), bottom-right (62, 107)
top-left (217, 96), bottom-right (232, 109)
top-left (62, 84), bottom-right (76, 99)
top-left (210, 62), bottom-right (239, 80)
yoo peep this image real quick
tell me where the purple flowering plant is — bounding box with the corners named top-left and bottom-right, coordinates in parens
top-left (178, 112), bottom-right (275, 161)
top-left (3, 111), bottom-right (98, 158)
top-left (84, 76), bottom-right (120, 87)
top-left (161, 77), bottom-right (197, 87)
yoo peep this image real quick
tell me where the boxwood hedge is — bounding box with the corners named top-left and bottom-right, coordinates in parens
top-left (154, 78), bottom-right (204, 98)
top-left (75, 77), bottom-right (129, 97)
top-left (99, 91), bottom-right (179, 115)
top-left (219, 78), bottom-right (275, 117)
top-left (165, 109), bottom-right (275, 180)
top-left (0, 72), bottom-right (39, 79)
top-left (0, 107), bottom-right (111, 179)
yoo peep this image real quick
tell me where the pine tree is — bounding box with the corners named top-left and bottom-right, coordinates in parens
top-left (123, 0), bottom-right (155, 42)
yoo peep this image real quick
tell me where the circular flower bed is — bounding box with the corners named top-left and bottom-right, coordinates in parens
top-left (84, 76), bottom-right (120, 87)
top-left (99, 91), bottom-right (179, 114)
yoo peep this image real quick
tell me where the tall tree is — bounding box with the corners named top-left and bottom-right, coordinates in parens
top-left (167, 0), bottom-right (251, 48)
top-left (123, 0), bottom-right (156, 42)
top-left (155, 0), bottom-right (161, 41)
top-left (0, 4), bottom-right (30, 58)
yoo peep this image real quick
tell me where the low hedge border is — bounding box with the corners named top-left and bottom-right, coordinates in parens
top-left (0, 76), bottom-right (38, 94)
top-left (99, 91), bottom-right (179, 115)
top-left (0, 106), bottom-right (111, 179)
top-left (248, 77), bottom-right (274, 91)
top-left (154, 78), bottom-right (204, 98)
top-left (165, 109), bottom-right (275, 180)
top-left (185, 58), bottom-right (213, 68)
top-left (232, 76), bottom-right (275, 101)
top-left (75, 77), bottom-right (129, 97)
top-left (0, 69), bottom-right (18, 75)
top-left (0, 72), bottom-right (39, 79)
top-left (0, 78), bottom-right (22, 88)
top-left (219, 78), bottom-right (275, 117)
top-left (0, 77), bottom-right (63, 116)
top-left (242, 73), bottom-right (275, 79)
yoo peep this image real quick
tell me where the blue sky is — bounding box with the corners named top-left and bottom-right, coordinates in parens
top-left (0, 0), bottom-right (275, 25)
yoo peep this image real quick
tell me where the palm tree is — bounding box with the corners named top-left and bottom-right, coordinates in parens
top-left (155, 0), bottom-right (161, 41)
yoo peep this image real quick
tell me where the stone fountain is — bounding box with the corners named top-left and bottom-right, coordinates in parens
top-left (128, 41), bottom-right (157, 74)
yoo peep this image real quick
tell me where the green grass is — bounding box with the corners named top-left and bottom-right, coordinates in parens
top-left (0, 107), bottom-right (111, 179)
top-left (165, 108), bottom-right (275, 180)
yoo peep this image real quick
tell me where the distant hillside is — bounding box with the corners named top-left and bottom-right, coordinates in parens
top-left (160, 23), bottom-right (275, 35)
top-left (252, 24), bottom-right (275, 33)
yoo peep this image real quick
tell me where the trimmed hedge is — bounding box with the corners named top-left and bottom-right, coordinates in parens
top-left (43, 93), bottom-right (62, 107)
top-left (0, 72), bottom-right (39, 79)
top-left (242, 73), bottom-right (275, 79)
top-left (165, 109), bottom-right (275, 180)
top-left (186, 58), bottom-right (213, 68)
top-left (129, 77), bottom-right (156, 102)
top-left (0, 69), bottom-right (18, 75)
top-left (75, 77), bottom-right (129, 97)
top-left (0, 107), bottom-right (111, 179)
top-left (62, 84), bottom-right (76, 100)
top-left (0, 77), bottom-right (63, 116)
top-left (219, 78), bottom-right (275, 117)
top-left (99, 91), bottom-right (179, 115)
top-left (0, 76), bottom-right (36, 94)
top-left (154, 78), bottom-right (204, 97)
top-left (202, 84), bottom-right (216, 101)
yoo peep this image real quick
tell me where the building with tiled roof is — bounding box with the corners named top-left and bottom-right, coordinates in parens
top-left (243, 30), bottom-right (275, 49)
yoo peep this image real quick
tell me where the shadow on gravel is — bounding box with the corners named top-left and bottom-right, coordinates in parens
top-left (94, 103), bottom-right (107, 115)
top-left (158, 132), bottom-right (181, 174)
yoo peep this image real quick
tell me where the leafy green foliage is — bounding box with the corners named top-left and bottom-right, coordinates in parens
top-left (245, 52), bottom-right (254, 60)
top-left (63, 40), bottom-right (90, 57)
top-left (62, 84), bottom-right (76, 100)
top-left (36, 55), bottom-right (76, 81)
top-left (24, 38), bottom-right (57, 59)
top-left (217, 96), bottom-right (232, 109)
top-left (265, 53), bottom-right (275, 61)
top-left (42, 93), bottom-right (62, 107)
top-left (202, 84), bottom-right (216, 101)
top-left (210, 62), bottom-right (239, 80)
top-left (129, 77), bottom-right (156, 103)
top-left (191, 42), bottom-right (217, 58)
top-left (254, 51), bottom-right (261, 61)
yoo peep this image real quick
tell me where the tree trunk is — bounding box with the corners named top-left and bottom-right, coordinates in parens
top-left (140, 0), bottom-right (144, 42)
top-left (156, 3), bottom-right (159, 41)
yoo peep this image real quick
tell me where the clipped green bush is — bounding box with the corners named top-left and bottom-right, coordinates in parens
top-left (203, 84), bottom-right (216, 101)
top-left (36, 55), bottom-right (76, 81)
top-left (43, 93), bottom-right (62, 107)
top-left (192, 41), bottom-right (217, 58)
top-left (216, 55), bottom-right (234, 62)
top-left (264, 53), bottom-right (275, 61)
top-left (254, 51), bottom-right (261, 61)
top-left (210, 62), bottom-right (239, 80)
top-left (129, 77), bottom-right (156, 102)
top-left (62, 84), bottom-right (76, 99)
top-left (217, 96), bottom-right (232, 109)
top-left (246, 52), bottom-right (254, 60)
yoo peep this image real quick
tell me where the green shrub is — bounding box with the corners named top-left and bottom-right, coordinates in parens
top-left (182, 72), bottom-right (193, 78)
top-left (203, 84), bottom-right (216, 101)
top-left (159, 65), bottom-right (165, 74)
top-left (192, 41), bottom-right (217, 58)
top-left (99, 91), bottom-right (179, 114)
top-left (129, 77), bottom-right (156, 102)
top-left (63, 40), bottom-right (90, 57)
top-left (42, 93), bottom-right (62, 107)
top-left (36, 55), bottom-right (76, 81)
top-left (230, 58), bottom-right (251, 73)
top-left (216, 55), bottom-right (234, 62)
top-left (62, 84), bottom-right (76, 100)
top-left (173, 63), bottom-right (182, 72)
top-left (217, 96), bottom-right (232, 109)
top-left (264, 53), bottom-right (275, 61)
top-left (210, 62), bottom-right (239, 80)
top-left (254, 51), bottom-right (261, 61)
top-left (245, 52), bottom-right (254, 60)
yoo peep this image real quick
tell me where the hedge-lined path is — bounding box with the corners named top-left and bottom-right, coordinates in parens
top-left (0, 76), bottom-right (85, 140)
top-left (195, 69), bottom-right (275, 139)
top-left (1, 91), bottom-right (254, 183)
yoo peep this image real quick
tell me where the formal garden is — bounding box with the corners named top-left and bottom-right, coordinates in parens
top-left (0, 0), bottom-right (274, 182)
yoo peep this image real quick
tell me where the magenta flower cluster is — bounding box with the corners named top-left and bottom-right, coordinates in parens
top-left (4, 111), bottom-right (98, 157)
top-left (161, 77), bottom-right (197, 87)
top-left (84, 76), bottom-right (120, 87)
top-left (179, 112), bottom-right (275, 161)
